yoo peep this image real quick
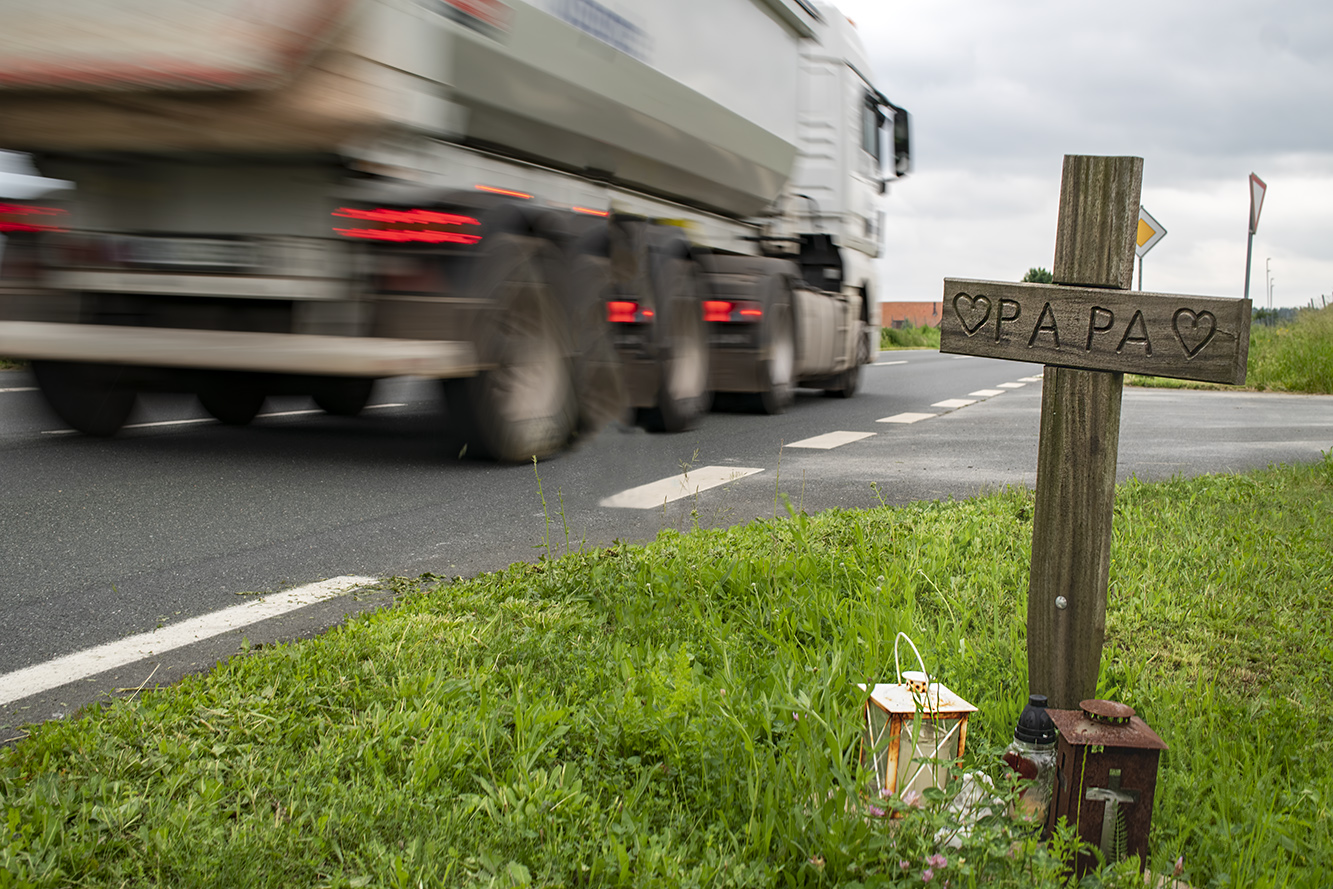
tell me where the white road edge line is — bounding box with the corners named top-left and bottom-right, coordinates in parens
top-left (0, 575), bottom-right (376, 707)
top-left (40, 403), bottom-right (409, 435)
top-left (44, 417), bottom-right (217, 435)
top-left (0, 387), bottom-right (37, 393)
top-left (787, 430), bottom-right (875, 450)
top-left (874, 360), bottom-right (907, 366)
top-left (600, 465), bottom-right (763, 509)
top-left (258, 408), bottom-right (323, 418)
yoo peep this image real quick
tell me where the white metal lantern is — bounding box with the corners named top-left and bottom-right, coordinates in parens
top-left (860, 634), bottom-right (977, 799)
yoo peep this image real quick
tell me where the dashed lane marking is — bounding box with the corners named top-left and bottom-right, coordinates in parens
top-left (787, 430), bottom-right (875, 450)
top-left (874, 360), bottom-right (907, 366)
top-left (599, 465), bottom-right (763, 509)
top-left (932, 398), bottom-right (977, 409)
top-left (0, 575), bottom-right (376, 707)
top-left (998, 382), bottom-right (1026, 389)
top-left (1019, 375), bottom-right (1044, 382)
top-left (878, 412), bottom-right (937, 424)
top-left (0, 387), bottom-right (37, 393)
top-left (969, 389), bottom-right (1005, 398)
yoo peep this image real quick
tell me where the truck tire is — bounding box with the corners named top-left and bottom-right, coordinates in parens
top-left (199, 388), bottom-right (266, 425)
top-left (31, 360), bottom-right (135, 437)
top-left (445, 234), bottom-right (577, 462)
top-left (637, 255), bottom-right (708, 432)
top-left (824, 320), bottom-right (865, 399)
top-left (313, 377), bottom-right (375, 417)
top-left (565, 253), bottom-right (627, 438)
top-left (749, 296), bottom-right (796, 415)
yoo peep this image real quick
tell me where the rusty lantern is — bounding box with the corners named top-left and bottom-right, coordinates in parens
top-left (1043, 699), bottom-right (1168, 875)
top-left (860, 634), bottom-right (977, 799)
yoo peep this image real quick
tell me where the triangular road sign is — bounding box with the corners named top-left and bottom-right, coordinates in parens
top-left (1249, 173), bottom-right (1267, 235)
top-left (1136, 205), bottom-right (1166, 258)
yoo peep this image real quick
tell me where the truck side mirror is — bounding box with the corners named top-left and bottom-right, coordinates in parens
top-left (892, 109), bottom-right (911, 178)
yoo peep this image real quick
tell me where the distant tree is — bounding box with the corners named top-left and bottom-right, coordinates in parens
top-left (1023, 267), bottom-right (1053, 284)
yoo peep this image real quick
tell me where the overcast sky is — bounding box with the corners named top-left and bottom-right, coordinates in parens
top-left (4, 2), bottom-right (1327, 311)
top-left (835, 0), bottom-right (1332, 310)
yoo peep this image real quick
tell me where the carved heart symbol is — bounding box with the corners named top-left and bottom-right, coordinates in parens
top-left (953, 293), bottom-right (992, 336)
top-left (1173, 308), bottom-right (1217, 358)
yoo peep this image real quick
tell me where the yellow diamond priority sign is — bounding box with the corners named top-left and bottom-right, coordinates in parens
top-left (1135, 205), bottom-right (1166, 258)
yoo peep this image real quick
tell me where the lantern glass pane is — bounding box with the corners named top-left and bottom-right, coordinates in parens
top-left (862, 704), bottom-right (892, 796)
top-left (895, 716), bottom-right (963, 796)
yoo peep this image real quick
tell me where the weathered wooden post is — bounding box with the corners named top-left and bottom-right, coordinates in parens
top-left (940, 155), bottom-right (1251, 709)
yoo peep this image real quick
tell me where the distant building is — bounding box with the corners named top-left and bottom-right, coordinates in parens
top-left (881, 301), bottom-right (943, 330)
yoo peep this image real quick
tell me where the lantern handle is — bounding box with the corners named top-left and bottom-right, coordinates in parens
top-left (893, 632), bottom-right (929, 688)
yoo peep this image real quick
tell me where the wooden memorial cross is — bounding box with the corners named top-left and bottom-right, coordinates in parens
top-left (940, 155), bottom-right (1251, 709)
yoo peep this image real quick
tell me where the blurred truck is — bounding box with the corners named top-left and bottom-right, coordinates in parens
top-left (0, 0), bottom-right (909, 460)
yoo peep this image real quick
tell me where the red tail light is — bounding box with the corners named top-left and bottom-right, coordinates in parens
top-left (704, 299), bottom-right (763, 322)
top-left (0, 203), bottom-right (68, 233)
top-left (572, 206), bottom-right (610, 217)
top-left (607, 300), bottom-right (639, 324)
top-left (332, 207), bottom-right (481, 244)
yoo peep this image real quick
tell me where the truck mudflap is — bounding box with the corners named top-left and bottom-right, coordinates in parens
top-left (0, 321), bottom-right (480, 378)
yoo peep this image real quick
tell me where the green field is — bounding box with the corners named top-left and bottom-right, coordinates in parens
top-left (5, 451), bottom-right (1332, 888)
top-left (879, 325), bottom-right (941, 351)
top-left (1129, 304), bottom-right (1333, 394)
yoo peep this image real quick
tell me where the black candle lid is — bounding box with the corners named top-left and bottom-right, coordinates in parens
top-left (1014, 693), bottom-right (1057, 744)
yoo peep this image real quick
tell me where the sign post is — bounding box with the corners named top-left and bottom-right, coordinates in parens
top-left (940, 155), bottom-right (1251, 708)
top-left (1243, 173), bottom-right (1266, 300)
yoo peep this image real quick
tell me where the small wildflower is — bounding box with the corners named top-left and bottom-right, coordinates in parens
top-left (793, 712), bottom-right (800, 721)
top-left (922, 867), bottom-right (934, 883)
top-left (927, 853), bottom-right (948, 869)
top-left (899, 860), bottom-right (911, 872)
top-left (1173, 854), bottom-right (1185, 877)
top-left (903, 789), bottom-right (924, 808)
top-left (867, 805), bottom-right (886, 817)
top-left (809, 856), bottom-right (825, 871)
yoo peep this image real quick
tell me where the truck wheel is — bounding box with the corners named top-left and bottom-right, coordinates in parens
top-left (825, 321), bottom-right (865, 399)
top-left (446, 235), bottom-right (577, 462)
top-left (749, 300), bottom-right (796, 414)
top-left (638, 257), bottom-right (708, 432)
top-left (31, 360), bottom-right (135, 437)
top-left (313, 378), bottom-right (375, 417)
top-left (825, 360), bottom-right (860, 398)
top-left (199, 388), bottom-right (266, 425)
top-left (565, 254), bottom-right (627, 438)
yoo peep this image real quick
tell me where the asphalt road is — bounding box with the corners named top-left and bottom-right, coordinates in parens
top-left (3, 354), bottom-right (1332, 735)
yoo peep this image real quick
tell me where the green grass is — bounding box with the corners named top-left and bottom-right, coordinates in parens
top-left (0, 358), bottom-right (24, 371)
top-left (880, 325), bottom-right (941, 351)
top-left (4, 455), bottom-right (1333, 888)
top-left (1129, 305), bottom-right (1333, 394)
